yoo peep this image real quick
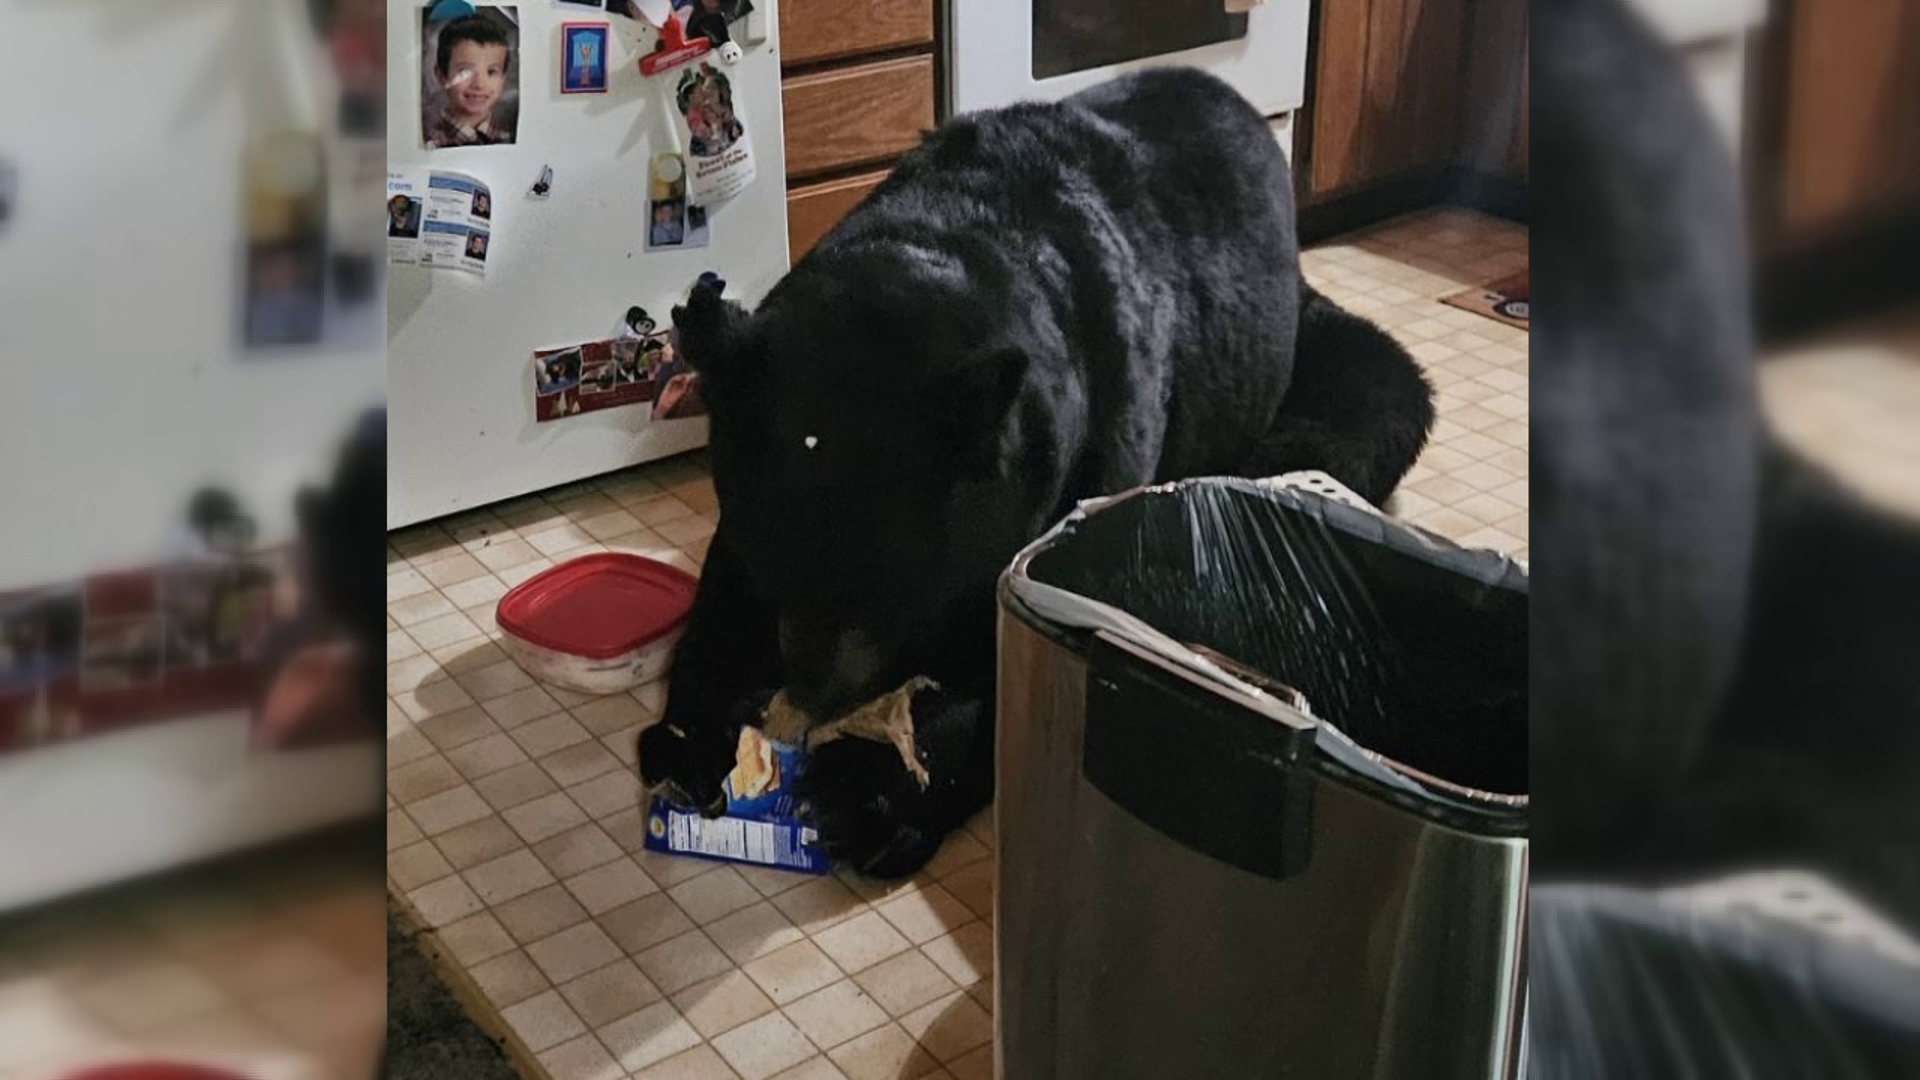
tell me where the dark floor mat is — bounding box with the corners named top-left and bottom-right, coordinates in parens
top-left (386, 902), bottom-right (525, 1080)
top-left (1442, 271), bottom-right (1530, 330)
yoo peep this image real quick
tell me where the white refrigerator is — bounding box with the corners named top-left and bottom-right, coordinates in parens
top-left (387, 0), bottom-right (791, 529)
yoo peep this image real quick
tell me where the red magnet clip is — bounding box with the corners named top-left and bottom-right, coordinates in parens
top-left (639, 15), bottom-right (710, 77)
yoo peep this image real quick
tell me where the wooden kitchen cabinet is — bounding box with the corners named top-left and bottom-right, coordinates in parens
top-left (777, 0), bottom-right (941, 262)
top-left (787, 170), bottom-right (891, 260)
top-left (1753, 0), bottom-right (1920, 243)
top-left (1746, 0), bottom-right (1920, 338)
top-left (1303, 0), bottom-right (1472, 198)
top-left (782, 56), bottom-right (936, 180)
top-left (1297, 0), bottom-right (1527, 228)
top-left (780, 0), bottom-right (935, 66)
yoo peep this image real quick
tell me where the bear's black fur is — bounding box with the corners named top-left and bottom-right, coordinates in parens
top-left (1533, 0), bottom-right (1920, 929)
top-left (639, 68), bottom-right (1434, 876)
top-left (1530, 3), bottom-right (1920, 1069)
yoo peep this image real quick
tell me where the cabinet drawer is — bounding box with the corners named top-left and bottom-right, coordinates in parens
top-left (788, 170), bottom-right (889, 261)
top-left (782, 55), bottom-right (935, 180)
top-left (781, 0), bottom-right (934, 67)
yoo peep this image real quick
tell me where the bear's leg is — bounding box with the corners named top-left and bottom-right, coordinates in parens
top-left (799, 686), bottom-right (995, 880)
top-left (1238, 286), bottom-right (1437, 507)
top-left (637, 524), bottom-right (781, 814)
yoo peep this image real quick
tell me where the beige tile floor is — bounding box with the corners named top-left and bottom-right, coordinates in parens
top-left (1761, 307), bottom-right (1920, 522)
top-left (384, 207), bottom-right (1531, 1080)
top-left (0, 827), bottom-right (385, 1080)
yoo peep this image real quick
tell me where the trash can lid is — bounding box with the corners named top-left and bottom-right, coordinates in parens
top-left (496, 553), bottom-right (697, 659)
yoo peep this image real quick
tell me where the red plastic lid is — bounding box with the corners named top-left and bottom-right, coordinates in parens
top-left (60, 1066), bottom-right (251, 1080)
top-left (496, 553), bottom-right (698, 659)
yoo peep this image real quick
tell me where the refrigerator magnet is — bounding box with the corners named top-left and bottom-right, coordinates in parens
top-left (562, 23), bottom-right (610, 93)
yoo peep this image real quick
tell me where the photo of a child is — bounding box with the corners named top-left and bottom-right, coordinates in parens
top-left (387, 194), bottom-right (422, 238)
top-left (677, 63), bottom-right (742, 157)
top-left (245, 240), bottom-right (327, 348)
top-left (650, 200), bottom-right (686, 248)
top-left (422, 7), bottom-right (521, 149)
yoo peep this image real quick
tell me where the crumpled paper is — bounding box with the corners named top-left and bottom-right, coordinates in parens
top-left (761, 676), bottom-right (939, 789)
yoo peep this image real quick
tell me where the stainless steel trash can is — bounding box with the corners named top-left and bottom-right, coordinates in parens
top-left (995, 474), bottom-right (1529, 1079)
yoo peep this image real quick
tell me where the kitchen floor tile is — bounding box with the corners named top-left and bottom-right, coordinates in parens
top-left (464, 849), bottom-right (557, 907)
top-left (811, 912), bottom-right (911, 976)
top-left (534, 823), bottom-right (628, 879)
top-left (599, 999), bottom-right (704, 1073)
top-left (672, 969), bottom-right (779, 1040)
top-left (496, 885), bottom-right (592, 945)
top-left (599, 892), bottom-right (698, 956)
top-left (559, 958), bottom-right (665, 1029)
top-left (538, 1032), bottom-right (627, 1080)
top-left (527, 921), bottom-right (626, 985)
top-left (566, 857), bottom-right (661, 915)
top-left (710, 1010), bottom-right (818, 1080)
top-left (828, 1023), bottom-right (940, 1080)
top-left (637, 930), bottom-right (737, 996)
top-left (743, 940), bottom-right (846, 1007)
top-left (634, 1044), bottom-right (746, 1080)
top-left (852, 950), bottom-right (957, 1019)
top-left (503, 989), bottom-right (588, 1053)
top-left (780, 979), bottom-right (890, 1051)
top-left (706, 901), bottom-right (806, 965)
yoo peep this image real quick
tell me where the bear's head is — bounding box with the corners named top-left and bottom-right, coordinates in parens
top-left (672, 256), bottom-right (1074, 720)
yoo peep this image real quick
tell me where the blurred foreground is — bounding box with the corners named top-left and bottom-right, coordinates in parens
top-left (1530, 0), bottom-right (1920, 1074)
top-left (0, 0), bottom-right (385, 1076)
top-left (0, 827), bottom-right (385, 1080)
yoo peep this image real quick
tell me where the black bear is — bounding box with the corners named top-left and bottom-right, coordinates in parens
top-left (639, 68), bottom-right (1436, 877)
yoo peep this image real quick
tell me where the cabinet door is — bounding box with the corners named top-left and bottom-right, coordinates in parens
top-left (782, 56), bottom-right (936, 181)
top-left (780, 0), bottom-right (935, 68)
top-left (788, 170), bottom-right (889, 261)
top-left (1460, 2), bottom-right (1528, 182)
top-left (1306, 0), bottom-right (1470, 198)
top-left (1776, 0), bottom-right (1920, 235)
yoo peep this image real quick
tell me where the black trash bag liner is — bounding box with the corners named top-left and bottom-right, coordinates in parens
top-left (1023, 478), bottom-right (1528, 798)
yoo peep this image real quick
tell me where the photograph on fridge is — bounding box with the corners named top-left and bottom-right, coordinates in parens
top-left (422, 6), bottom-right (522, 148)
top-left (0, 588), bottom-right (82, 695)
top-left (562, 22), bottom-right (610, 93)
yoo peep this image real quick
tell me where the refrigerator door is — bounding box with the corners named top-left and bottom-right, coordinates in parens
top-left (386, 3), bottom-right (791, 528)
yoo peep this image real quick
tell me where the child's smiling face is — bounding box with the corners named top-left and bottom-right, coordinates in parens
top-left (443, 40), bottom-right (508, 122)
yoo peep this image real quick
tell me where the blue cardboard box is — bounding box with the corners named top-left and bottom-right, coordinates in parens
top-left (642, 725), bottom-right (830, 875)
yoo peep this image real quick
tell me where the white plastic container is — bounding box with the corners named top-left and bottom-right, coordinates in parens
top-left (494, 553), bottom-right (697, 695)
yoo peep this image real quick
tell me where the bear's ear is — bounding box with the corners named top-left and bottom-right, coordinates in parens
top-left (669, 281), bottom-right (753, 380)
top-left (941, 346), bottom-right (1031, 480)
